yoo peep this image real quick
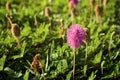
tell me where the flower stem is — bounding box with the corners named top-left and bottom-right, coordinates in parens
top-left (39, 61), bottom-right (46, 80)
top-left (84, 41), bottom-right (88, 64)
top-left (71, 10), bottom-right (74, 24)
top-left (73, 49), bottom-right (76, 80)
top-left (69, 3), bottom-right (74, 24)
top-left (34, 14), bottom-right (39, 34)
top-left (90, 5), bottom-right (93, 24)
top-left (6, 14), bottom-right (13, 27)
top-left (16, 37), bottom-right (20, 48)
top-left (108, 32), bottom-right (115, 57)
top-left (41, 67), bottom-right (46, 80)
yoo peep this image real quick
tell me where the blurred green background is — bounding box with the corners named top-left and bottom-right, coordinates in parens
top-left (0, 0), bottom-right (120, 80)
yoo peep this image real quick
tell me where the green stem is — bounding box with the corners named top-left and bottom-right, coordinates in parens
top-left (34, 14), bottom-right (39, 34)
top-left (41, 67), bottom-right (46, 80)
top-left (73, 49), bottom-right (76, 80)
top-left (98, 0), bottom-right (101, 6)
top-left (16, 37), bottom-right (20, 48)
top-left (39, 61), bottom-right (46, 80)
top-left (71, 9), bottom-right (74, 24)
top-left (45, 52), bottom-right (49, 71)
top-left (90, 5), bottom-right (93, 24)
top-left (99, 15), bottom-right (102, 26)
top-left (85, 41), bottom-right (88, 64)
top-left (49, 18), bottom-right (52, 34)
top-left (6, 14), bottom-right (13, 27)
top-left (108, 32), bottom-right (115, 56)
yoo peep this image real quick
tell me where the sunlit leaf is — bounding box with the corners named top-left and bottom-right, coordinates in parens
top-left (83, 65), bottom-right (87, 76)
top-left (12, 41), bottom-right (27, 59)
top-left (92, 51), bottom-right (103, 64)
top-left (88, 72), bottom-right (96, 80)
top-left (66, 70), bottom-right (72, 80)
top-left (23, 70), bottom-right (29, 80)
top-left (0, 55), bottom-right (6, 71)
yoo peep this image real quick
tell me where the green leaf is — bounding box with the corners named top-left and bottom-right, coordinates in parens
top-left (0, 55), bottom-right (6, 71)
top-left (83, 65), bottom-right (87, 76)
top-left (4, 67), bottom-right (15, 74)
top-left (22, 22), bottom-right (31, 36)
top-left (88, 72), bottom-right (96, 80)
top-left (4, 67), bottom-right (22, 78)
top-left (23, 70), bottom-right (29, 80)
top-left (92, 51), bottom-right (103, 64)
top-left (12, 41), bottom-right (27, 59)
top-left (101, 71), bottom-right (115, 79)
top-left (101, 61), bottom-right (105, 74)
top-left (57, 59), bottom-right (68, 73)
top-left (66, 70), bottom-right (72, 80)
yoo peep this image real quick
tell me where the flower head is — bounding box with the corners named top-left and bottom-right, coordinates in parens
top-left (45, 7), bottom-right (51, 17)
top-left (90, 0), bottom-right (95, 6)
top-left (67, 24), bottom-right (85, 49)
top-left (95, 4), bottom-right (102, 16)
top-left (6, 2), bottom-right (11, 12)
top-left (70, 0), bottom-right (78, 6)
top-left (84, 28), bottom-right (90, 42)
top-left (30, 54), bottom-right (42, 72)
top-left (11, 23), bottom-right (20, 38)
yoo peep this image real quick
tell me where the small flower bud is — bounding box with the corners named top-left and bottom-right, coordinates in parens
top-left (45, 7), bottom-right (51, 17)
top-left (95, 5), bottom-right (102, 16)
top-left (95, 5), bottom-right (102, 23)
top-left (69, 0), bottom-right (78, 7)
top-left (60, 18), bottom-right (64, 27)
top-left (11, 23), bottom-right (20, 38)
top-left (103, 0), bottom-right (108, 10)
top-left (30, 54), bottom-right (42, 72)
top-left (103, 0), bottom-right (108, 6)
top-left (84, 28), bottom-right (90, 42)
top-left (90, 0), bottom-right (95, 6)
top-left (60, 19), bottom-right (64, 36)
top-left (6, 2), bottom-right (11, 12)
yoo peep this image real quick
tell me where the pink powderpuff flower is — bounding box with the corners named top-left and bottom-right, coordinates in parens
top-left (67, 24), bottom-right (85, 49)
top-left (70, 0), bottom-right (78, 6)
